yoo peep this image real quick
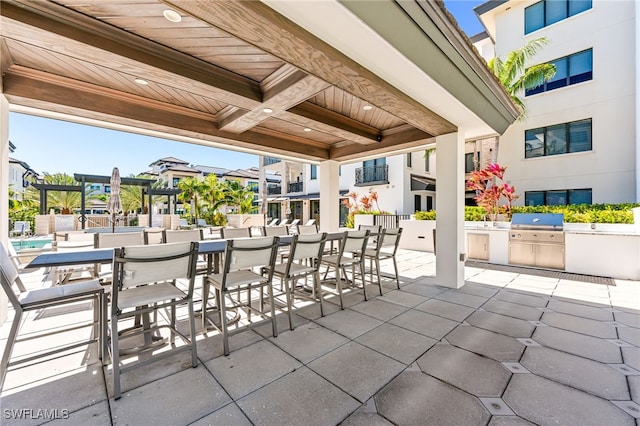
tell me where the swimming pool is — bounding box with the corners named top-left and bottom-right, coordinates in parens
top-left (11, 238), bottom-right (53, 250)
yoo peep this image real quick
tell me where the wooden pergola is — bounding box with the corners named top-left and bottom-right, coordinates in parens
top-left (1, 0), bottom-right (519, 290)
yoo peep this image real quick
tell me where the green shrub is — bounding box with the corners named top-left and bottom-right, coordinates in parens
top-left (200, 210), bottom-right (227, 226)
top-left (346, 210), bottom-right (386, 228)
top-left (9, 207), bottom-right (37, 232)
top-left (414, 210), bottom-right (436, 221)
top-left (413, 203), bottom-right (640, 224)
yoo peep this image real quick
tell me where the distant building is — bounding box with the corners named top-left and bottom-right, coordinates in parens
top-left (8, 141), bottom-right (38, 199)
top-left (148, 157), bottom-right (200, 188)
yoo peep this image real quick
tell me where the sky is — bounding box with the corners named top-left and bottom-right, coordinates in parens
top-left (8, 1), bottom-right (485, 178)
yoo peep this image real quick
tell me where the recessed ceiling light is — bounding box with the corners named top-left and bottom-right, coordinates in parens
top-left (163, 9), bottom-right (182, 23)
top-left (303, 128), bottom-right (312, 132)
top-left (262, 108), bottom-right (274, 114)
top-left (134, 78), bottom-right (148, 85)
top-left (363, 104), bottom-right (373, 111)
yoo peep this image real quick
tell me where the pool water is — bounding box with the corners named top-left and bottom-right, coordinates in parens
top-left (11, 239), bottom-right (53, 250)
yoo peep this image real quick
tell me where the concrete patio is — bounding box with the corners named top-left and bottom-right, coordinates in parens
top-left (1, 249), bottom-right (639, 425)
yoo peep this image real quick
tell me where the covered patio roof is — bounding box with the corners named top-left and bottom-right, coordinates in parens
top-left (0, 0), bottom-right (518, 163)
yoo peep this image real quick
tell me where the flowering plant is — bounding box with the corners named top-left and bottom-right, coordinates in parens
top-left (466, 163), bottom-right (519, 220)
top-left (343, 190), bottom-right (382, 214)
top-left (342, 190), bottom-right (388, 227)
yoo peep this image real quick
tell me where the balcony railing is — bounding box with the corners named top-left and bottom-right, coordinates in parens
top-left (355, 165), bottom-right (389, 185)
top-left (267, 184), bottom-right (281, 195)
top-left (287, 181), bottom-right (304, 193)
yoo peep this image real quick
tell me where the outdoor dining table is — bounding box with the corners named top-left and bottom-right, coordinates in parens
top-left (23, 232), bottom-right (349, 350)
top-left (25, 232), bottom-right (347, 272)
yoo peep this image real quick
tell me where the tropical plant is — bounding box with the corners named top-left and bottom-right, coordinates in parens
top-left (200, 173), bottom-right (227, 213)
top-left (488, 37), bottom-right (556, 117)
top-left (466, 163), bottom-right (519, 220)
top-left (8, 185), bottom-right (22, 210)
top-left (177, 176), bottom-right (205, 224)
top-left (9, 184), bottom-right (38, 231)
top-left (119, 174), bottom-right (164, 214)
top-left (342, 190), bottom-right (389, 228)
top-left (223, 179), bottom-right (256, 214)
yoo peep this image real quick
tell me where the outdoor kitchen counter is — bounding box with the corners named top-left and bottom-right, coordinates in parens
top-left (564, 230), bottom-right (640, 280)
top-left (399, 219), bottom-right (640, 281)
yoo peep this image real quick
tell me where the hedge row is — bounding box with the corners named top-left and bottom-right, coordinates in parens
top-left (414, 204), bottom-right (640, 223)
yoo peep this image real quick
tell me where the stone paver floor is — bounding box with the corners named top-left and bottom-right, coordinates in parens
top-left (1, 250), bottom-right (639, 425)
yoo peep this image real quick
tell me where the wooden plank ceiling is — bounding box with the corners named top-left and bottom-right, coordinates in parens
top-left (0, 0), bottom-right (456, 162)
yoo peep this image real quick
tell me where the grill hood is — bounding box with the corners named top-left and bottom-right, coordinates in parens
top-left (510, 213), bottom-right (564, 230)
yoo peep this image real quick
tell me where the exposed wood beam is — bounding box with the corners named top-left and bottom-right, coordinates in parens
top-left (1, 0), bottom-right (262, 108)
top-left (330, 125), bottom-right (434, 161)
top-left (0, 39), bottom-right (13, 92)
top-left (3, 67), bottom-right (330, 160)
top-left (167, 0), bottom-right (455, 137)
top-left (285, 102), bottom-right (381, 144)
top-left (218, 64), bottom-right (329, 133)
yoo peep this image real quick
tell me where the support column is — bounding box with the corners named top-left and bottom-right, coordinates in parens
top-left (435, 131), bottom-right (466, 289)
top-left (1, 94), bottom-right (9, 324)
top-left (318, 160), bottom-right (340, 232)
top-left (636, 0), bottom-right (640, 201)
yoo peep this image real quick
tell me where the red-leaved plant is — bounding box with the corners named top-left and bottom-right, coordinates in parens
top-left (466, 163), bottom-right (519, 220)
top-left (342, 190), bottom-right (387, 228)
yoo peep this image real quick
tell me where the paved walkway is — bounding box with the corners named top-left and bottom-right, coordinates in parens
top-left (1, 250), bottom-right (639, 425)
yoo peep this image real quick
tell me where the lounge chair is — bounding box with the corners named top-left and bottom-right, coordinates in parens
top-left (10, 221), bottom-right (31, 238)
top-left (177, 218), bottom-right (193, 230)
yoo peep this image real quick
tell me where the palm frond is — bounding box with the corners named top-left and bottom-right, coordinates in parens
top-left (513, 63), bottom-right (557, 93)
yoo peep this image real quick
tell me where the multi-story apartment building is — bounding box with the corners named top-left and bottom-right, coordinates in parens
top-left (147, 157), bottom-right (201, 188)
top-left (474, 0), bottom-right (637, 206)
top-left (276, 0), bottom-right (637, 220)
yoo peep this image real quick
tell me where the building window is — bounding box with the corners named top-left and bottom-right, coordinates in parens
top-left (424, 151), bottom-right (430, 172)
top-left (465, 152), bottom-right (477, 173)
top-left (104, 185), bottom-right (111, 194)
top-left (407, 153), bottom-right (412, 168)
top-left (172, 177), bottom-right (181, 187)
top-left (264, 157), bottom-right (281, 165)
top-left (526, 49), bottom-right (592, 96)
top-left (247, 181), bottom-right (259, 192)
top-left (525, 0), bottom-right (591, 34)
top-left (356, 157), bottom-right (388, 185)
top-left (525, 188), bottom-right (592, 206)
top-left (426, 195), bottom-right (433, 211)
top-left (525, 118), bottom-right (591, 158)
top-left (310, 165), bottom-right (317, 180)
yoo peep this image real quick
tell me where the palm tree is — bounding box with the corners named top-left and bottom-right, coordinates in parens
top-left (488, 37), bottom-right (556, 117)
top-left (177, 176), bottom-right (204, 224)
top-left (223, 179), bottom-right (256, 214)
top-left (119, 174), bottom-right (164, 214)
top-left (200, 173), bottom-right (226, 212)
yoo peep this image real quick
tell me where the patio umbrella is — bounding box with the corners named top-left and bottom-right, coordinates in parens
top-left (106, 167), bottom-right (122, 233)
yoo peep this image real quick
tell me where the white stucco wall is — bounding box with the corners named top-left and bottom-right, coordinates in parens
top-left (490, 1), bottom-right (637, 204)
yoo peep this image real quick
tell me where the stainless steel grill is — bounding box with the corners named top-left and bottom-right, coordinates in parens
top-left (509, 213), bottom-right (565, 270)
